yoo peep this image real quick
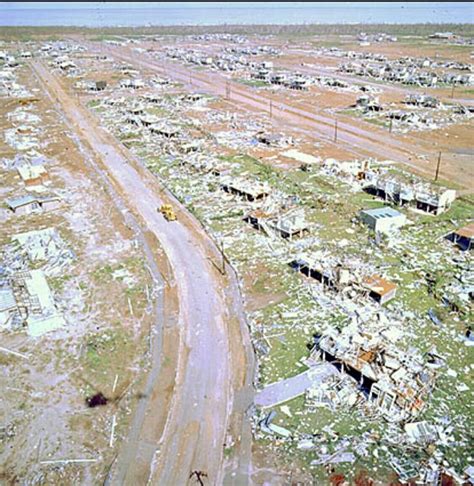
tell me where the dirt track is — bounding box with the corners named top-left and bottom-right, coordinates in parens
top-left (30, 60), bottom-right (251, 486)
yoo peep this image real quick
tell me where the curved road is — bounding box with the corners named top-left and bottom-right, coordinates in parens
top-left (30, 60), bottom-right (246, 485)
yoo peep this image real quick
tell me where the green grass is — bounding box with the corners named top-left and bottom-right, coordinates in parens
top-left (237, 78), bottom-right (269, 88)
top-left (83, 326), bottom-right (136, 391)
top-left (86, 99), bottom-right (101, 108)
top-left (48, 274), bottom-right (73, 292)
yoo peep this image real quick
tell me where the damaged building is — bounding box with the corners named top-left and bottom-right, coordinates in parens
top-left (245, 207), bottom-right (309, 239)
top-left (447, 222), bottom-right (474, 251)
top-left (220, 176), bottom-right (271, 202)
top-left (311, 325), bottom-right (439, 422)
top-left (17, 164), bottom-right (49, 187)
top-left (0, 270), bottom-right (65, 337)
top-left (363, 172), bottom-right (456, 215)
top-left (292, 253), bottom-right (398, 305)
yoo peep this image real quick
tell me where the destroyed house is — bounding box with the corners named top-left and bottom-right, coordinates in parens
top-left (142, 93), bottom-right (161, 103)
top-left (92, 80), bottom-right (107, 91)
top-left (0, 287), bottom-right (17, 328)
top-left (289, 76), bottom-right (310, 90)
top-left (9, 270), bottom-right (65, 337)
top-left (356, 95), bottom-right (382, 111)
top-left (245, 209), bottom-right (309, 239)
top-left (270, 73), bottom-right (287, 85)
top-left (220, 177), bottom-right (270, 202)
top-left (254, 68), bottom-right (271, 80)
top-left (313, 328), bottom-right (436, 421)
top-left (120, 79), bottom-right (144, 89)
top-left (292, 255), bottom-right (350, 292)
top-left (256, 131), bottom-right (287, 147)
top-left (140, 114), bottom-right (161, 127)
top-left (415, 188), bottom-right (456, 215)
top-left (405, 94), bottom-right (439, 108)
top-left (244, 209), bottom-right (272, 229)
top-left (273, 210), bottom-right (309, 239)
top-left (448, 222), bottom-right (474, 251)
top-left (359, 207), bottom-right (406, 234)
top-left (293, 254), bottom-right (396, 305)
top-left (150, 124), bottom-right (179, 138)
top-left (127, 105), bottom-right (145, 115)
top-left (183, 93), bottom-right (204, 103)
top-left (363, 173), bottom-right (456, 216)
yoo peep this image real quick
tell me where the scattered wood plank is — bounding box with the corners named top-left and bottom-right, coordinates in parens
top-left (0, 346), bottom-right (29, 360)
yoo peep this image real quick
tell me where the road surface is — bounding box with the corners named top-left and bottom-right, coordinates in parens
top-left (30, 60), bottom-right (251, 486)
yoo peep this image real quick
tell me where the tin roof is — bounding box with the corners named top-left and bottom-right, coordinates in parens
top-left (5, 194), bottom-right (37, 209)
top-left (455, 222), bottom-right (474, 239)
top-left (0, 288), bottom-right (16, 311)
top-left (363, 274), bottom-right (397, 296)
top-left (361, 207), bottom-right (403, 219)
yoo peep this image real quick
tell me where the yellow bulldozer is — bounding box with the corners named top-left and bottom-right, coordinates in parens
top-left (159, 204), bottom-right (177, 222)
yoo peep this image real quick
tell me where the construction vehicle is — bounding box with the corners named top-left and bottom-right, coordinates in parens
top-left (159, 204), bottom-right (177, 222)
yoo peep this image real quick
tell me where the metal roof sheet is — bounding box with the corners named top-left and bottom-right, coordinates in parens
top-left (0, 288), bottom-right (16, 311)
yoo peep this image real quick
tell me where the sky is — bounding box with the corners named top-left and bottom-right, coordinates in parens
top-left (0, 2), bottom-right (471, 11)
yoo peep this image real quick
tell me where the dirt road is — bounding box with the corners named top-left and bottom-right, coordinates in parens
top-left (30, 60), bottom-right (251, 486)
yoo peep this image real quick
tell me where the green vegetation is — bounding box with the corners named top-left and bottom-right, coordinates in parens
top-left (86, 99), bottom-right (101, 108)
top-left (237, 78), bottom-right (269, 88)
top-left (1, 24), bottom-right (473, 42)
top-left (84, 326), bottom-right (136, 390)
top-left (49, 274), bottom-right (73, 292)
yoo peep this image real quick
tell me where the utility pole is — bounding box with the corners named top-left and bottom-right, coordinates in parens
top-left (389, 117), bottom-right (393, 134)
top-left (225, 80), bottom-right (230, 100)
top-left (269, 99), bottom-right (273, 119)
top-left (434, 151), bottom-right (442, 181)
top-left (334, 118), bottom-right (338, 143)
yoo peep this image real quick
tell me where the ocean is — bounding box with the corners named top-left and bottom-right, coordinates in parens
top-left (0, 4), bottom-right (472, 27)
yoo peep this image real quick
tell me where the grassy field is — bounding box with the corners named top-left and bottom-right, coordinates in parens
top-left (1, 23), bottom-right (473, 41)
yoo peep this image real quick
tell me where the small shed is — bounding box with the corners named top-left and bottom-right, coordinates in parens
top-left (359, 207), bottom-right (406, 234)
top-left (17, 165), bottom-right (49, 187)
top-left (449, 222), bottom-right (474, 251)
top-left (93, 80), bottom-right (107, 91)
top-left (5, 194), bottom-right (41, 215)
top-left (363, 275), bottom-right (397, 305)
